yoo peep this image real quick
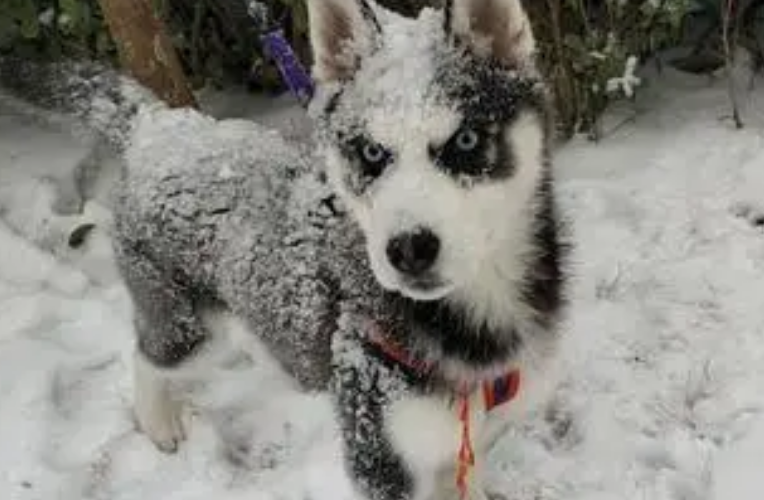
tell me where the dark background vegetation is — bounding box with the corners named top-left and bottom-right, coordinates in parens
top-left (1, 0), bottom-right (762, 138)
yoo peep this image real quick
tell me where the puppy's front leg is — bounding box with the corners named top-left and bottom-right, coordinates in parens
top-left (386, 396), bottom-right (462, 500)
top-left (333, 349), bottom-right (415, 500)
top-left (333, 329), bottom-right (464, 500)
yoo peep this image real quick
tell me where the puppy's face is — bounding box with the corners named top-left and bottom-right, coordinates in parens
top-left (309, 0), bottom-right (547, 303)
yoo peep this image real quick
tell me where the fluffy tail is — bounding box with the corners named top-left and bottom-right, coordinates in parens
top-left (0, 55), bottom-right (158, 154)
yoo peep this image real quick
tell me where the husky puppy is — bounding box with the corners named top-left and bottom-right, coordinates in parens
top-left (0, 1), bottom-right (567, 498)
top-left (307, 1), bottom-right (567, 499)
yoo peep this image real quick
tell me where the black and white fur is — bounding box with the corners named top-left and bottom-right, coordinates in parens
top-left (0, 1), bottom-right (568, 499)
top-left (309, 1), bottom-right (567, 499)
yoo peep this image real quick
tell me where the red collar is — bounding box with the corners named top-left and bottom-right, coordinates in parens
top-left (367, 322), bottom-right (521, 412)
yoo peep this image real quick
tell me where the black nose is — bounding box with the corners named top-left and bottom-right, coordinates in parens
top-left (386, 228), bottom-right (441, 276)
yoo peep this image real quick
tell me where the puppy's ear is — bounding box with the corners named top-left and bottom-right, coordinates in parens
top-left (307, 0), bottom-right (381, 83)
top-left (446, 0), bottom-right (535, 68)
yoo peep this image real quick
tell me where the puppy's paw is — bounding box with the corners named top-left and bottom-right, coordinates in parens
top-left (134, 394), bottom-right (187, 453)
top-left (133, 352), bottom-right (187, 453)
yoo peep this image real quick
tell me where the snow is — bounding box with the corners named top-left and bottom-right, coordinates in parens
top-left (607, 56), bottom-right (641, 98)
top-left (2, 64), bottom-right (764, 500)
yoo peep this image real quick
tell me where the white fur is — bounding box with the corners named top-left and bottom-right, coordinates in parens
top-left (386, 395), bottom-right (468, 500)
top-left (386, 396), bottom-right (461, 471)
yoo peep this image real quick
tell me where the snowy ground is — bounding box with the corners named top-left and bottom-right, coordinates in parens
top-left (2, 68), bottom-right (764, 500)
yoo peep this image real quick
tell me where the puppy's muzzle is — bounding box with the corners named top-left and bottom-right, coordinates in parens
top-left (386, 227), bottom-right (440, 277)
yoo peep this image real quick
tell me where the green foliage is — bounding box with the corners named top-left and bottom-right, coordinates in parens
top-left (0, 0), bottom-right (41, 45)
top-left (0, 0), bottom-right (115, 59)
top-left (527, 0), bottom-right (690, 139)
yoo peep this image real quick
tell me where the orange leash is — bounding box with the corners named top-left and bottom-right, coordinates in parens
top-left (455, 394), bottom-right (475, 500)
top-left (454, 372), bottom-right (521, 499)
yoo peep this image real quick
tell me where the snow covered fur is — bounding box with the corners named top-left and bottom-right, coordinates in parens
top-left (0, 0), bottom-right (568, 499)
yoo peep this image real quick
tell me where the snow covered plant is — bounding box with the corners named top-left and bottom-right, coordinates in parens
top-left (525, 0), bottom-right (689, 139)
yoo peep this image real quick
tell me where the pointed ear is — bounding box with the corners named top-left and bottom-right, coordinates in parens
top-left (446, 0), bottom-right (536, 68)
top-left (307, 0), bottom-right (380, 83)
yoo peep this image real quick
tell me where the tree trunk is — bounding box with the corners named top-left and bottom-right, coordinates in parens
top-left (97, 0), bottom-right (198, 108)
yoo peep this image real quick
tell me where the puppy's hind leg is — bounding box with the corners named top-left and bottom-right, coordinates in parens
top-left (133, 348), bottom-right (188, 453)
top-left (118, 242), bottom-right (221, 453)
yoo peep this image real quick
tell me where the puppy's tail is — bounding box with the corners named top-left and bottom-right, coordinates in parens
top-left (0, 55), bottom-right (159, 154)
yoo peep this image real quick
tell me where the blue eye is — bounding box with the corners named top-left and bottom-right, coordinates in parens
top-left (430, 125), bottom-right (490, 177)
top-left (455, 128), bottom-right (480, 151)
top-left (362, 143), bottom-right (387, 164)
top-left (353, 136), bottom-right (392, 177)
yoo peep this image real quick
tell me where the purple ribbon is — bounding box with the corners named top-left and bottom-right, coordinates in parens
top-left (261, 29), bottom-right (315, 107)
